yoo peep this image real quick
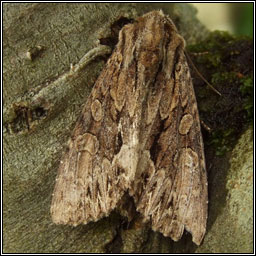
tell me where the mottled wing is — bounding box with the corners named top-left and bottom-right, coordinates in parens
top-left (50, 27), bottom-right (141, 225)
top-left (129, 12), bottom-right (208, 245)
top-left (51, 10), bottom-right (208, 246)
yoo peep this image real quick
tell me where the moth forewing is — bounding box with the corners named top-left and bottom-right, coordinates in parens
top-left (51, 10), bottom-right (208, 246)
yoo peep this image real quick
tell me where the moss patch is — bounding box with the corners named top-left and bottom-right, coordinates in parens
top-left (187, 31), bottom-right (253, 155)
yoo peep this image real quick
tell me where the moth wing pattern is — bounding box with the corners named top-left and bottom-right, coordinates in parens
top-left (51, 10), bottom-right (208, 245)
top-left (50, 41), bottom-right (140, 225)
top-left (130, 42), bottom-right (207, 246)
top-left (127, 11), bottom-right (208, 245)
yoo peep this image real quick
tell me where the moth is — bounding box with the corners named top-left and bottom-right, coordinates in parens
top-left (51, 10), bottom-right (208, 246)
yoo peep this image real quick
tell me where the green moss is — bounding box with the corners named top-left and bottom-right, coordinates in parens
top-left (240, 76), bottom-right (253, 120)
top-left (187, 31), bottom-right (253, 156)
top-left (208, 129), bottom-right (236, 156)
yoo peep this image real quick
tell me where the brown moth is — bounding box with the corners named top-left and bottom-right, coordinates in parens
top-left (51, 10), bottom-right (208, 246)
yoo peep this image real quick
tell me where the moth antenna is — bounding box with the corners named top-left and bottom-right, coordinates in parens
top-left (185, 51), bottom-right (222, 96)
